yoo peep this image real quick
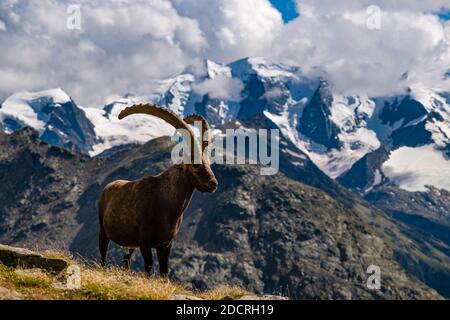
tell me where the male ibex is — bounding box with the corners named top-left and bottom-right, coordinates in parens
top-left (98, 104), bottom-right (217, 277)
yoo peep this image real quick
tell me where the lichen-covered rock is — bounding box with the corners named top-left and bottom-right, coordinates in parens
top-left (0, 244), bottom-right (68, 272)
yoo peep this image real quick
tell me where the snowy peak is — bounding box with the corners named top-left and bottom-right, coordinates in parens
top-left (82, 99), bottom-right (175, 156)
top-left (338, 85), bottom-right (450, 193)
top-left (298, 80), bottom-right (341, 149)
top-left (1, 58), bottom-right (449, 195)
top-left (205, 59), bottom-right (232, 78)
top-left (183, 57), bottom-right (302, 127)
top-left (229, 57), bottom-right (298, 80)
top-left (0, 88), bottom-right (71, 133)
top-left (0, 88), bottom-right (97, 154)
top-left (374, 86), bottom-right (450, 150)
top-left (155, 73), bottom-right (195, 115)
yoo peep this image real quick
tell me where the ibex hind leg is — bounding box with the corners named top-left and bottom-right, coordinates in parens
top-left (157, 244), bottom-right (172, 278)
top-left (99, 226), bottom-right (109, 267)
top-left (122, 247), bottom-right (135, 269)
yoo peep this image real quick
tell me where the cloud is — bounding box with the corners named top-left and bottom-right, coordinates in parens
top-left (0, 0), bottom-right (206, 106)
top-left (271, 1), bottom-right (450, 95)
top-left (173, 0), bottom-right (283, 62)
top-left (0, 0), bottom-right (449, 106)
top-left (294, 1), bottom-right (450, 14)
top-left (263, 87), bottom-right (284, 100)
top-left (193, 76), bottom-right (244, 101)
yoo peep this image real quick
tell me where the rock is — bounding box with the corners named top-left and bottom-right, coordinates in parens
top-left (172, 294), bottom-right (287, 300)
top-left (236, 295), bottom-right (288, 300)
top-left (172, 294), bottom-right (203, 300)
top-left (0, 286), bottom-right (22, 300)
top-left (0, 244), bottom-right (68, 272)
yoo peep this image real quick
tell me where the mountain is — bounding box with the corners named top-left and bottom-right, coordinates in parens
top-left (0, 89), bottom-right (97, 154)
top-left (1, 57), bottom-right (450, 297)
top-left (0, 128), bottom-right (442, 299)
top-left (297, 80), bottom-right (341, 149)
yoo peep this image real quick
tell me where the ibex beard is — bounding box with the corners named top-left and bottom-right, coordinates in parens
top-left (98, 104), bottom-right (217, 277)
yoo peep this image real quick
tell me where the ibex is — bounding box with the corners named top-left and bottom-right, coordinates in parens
top-left (98, 104), bottom-right (217, 277)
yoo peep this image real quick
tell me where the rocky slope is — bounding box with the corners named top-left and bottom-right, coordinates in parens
top-left (1, 244), bottom-right (272, 300)
top-left (0, 128), bottom-right (443, 299)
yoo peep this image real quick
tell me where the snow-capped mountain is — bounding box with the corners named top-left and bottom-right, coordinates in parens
top-left (338, 85), bottom-right (450, 193)
top-left (1, 57), bottom-right (450, 197)
top-left (0, 75), bottom-right (194, 156)
top-left (0, 88), bottom-right (97, 154)
top-left (268, 80), bottom-right (380, 178)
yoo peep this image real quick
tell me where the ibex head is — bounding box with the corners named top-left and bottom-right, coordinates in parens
top-left (118, 104), bottom-right (217, 193)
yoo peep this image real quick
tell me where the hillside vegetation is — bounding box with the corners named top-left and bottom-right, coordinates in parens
top-left (0, 249), bottom-right (248, 300)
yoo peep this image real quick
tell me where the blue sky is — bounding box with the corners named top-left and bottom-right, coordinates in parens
top-left (438, 10), bottom-right (450, 20)
top-left (270, 1), bottom-right (450, 23)
top-left (269, 0), bottom-right (299, 22)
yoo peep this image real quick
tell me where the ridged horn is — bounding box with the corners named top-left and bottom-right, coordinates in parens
top-left (118, 103), bottom-right (201, 161)
top-left (184, 114), bottom-right (211, 153)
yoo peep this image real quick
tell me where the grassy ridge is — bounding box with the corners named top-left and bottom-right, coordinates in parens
top-left (0, 250), bottom-right (247, 300)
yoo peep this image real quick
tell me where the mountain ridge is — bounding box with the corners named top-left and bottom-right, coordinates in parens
top-left (1, 57), bottom-right (450, 297)
top-left (0, 127), bottom-right (443, 299)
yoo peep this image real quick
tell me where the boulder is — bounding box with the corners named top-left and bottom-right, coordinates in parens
top-left (0, 244), bottom-right (68, 272)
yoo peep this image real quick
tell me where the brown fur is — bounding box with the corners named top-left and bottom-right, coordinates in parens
top-left (99, 104), bottom-right (217, 276)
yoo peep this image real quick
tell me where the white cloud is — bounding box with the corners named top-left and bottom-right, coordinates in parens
top-left (173, 0), bottom-right (283, 62)
top-left (0, 0), bottom-right (449, 106)
top-left (193, 76), bottom-right (243, 101)
top-left (0, 0), bottom-right (206, 106)
top-left (271, 1), bottom-right (450, 96)
top-left (263, 87), bottom-right (284, 100)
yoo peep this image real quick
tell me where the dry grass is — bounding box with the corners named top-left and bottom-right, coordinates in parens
top-left (0, 251), bottom-right (248, 300)
top-left (198, 285), bottom-right (248, 300)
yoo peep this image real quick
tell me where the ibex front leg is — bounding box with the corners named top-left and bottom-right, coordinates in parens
top-left (157, 244), bottom-right (172, 278)
top-left (140, 241), bottom-right (153, 276)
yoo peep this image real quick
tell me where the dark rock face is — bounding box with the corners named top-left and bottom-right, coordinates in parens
top-left (337, 136), bottom-right (450, 299)
top-left (297, 81), bottom-right (341, 149)
top-left (1, 118), bottom-right (23, 132)
top-left (1, 96), bottom-right (97, 155)
top-left (40, 101), bottom-right (97, 154)
top-left (0, 128), bottom-right (95, 248)
top-left (390, 120), bottom-right (431, 147)
top-left (193, 94), bottom-right (232, 126)
top-left (380, 96), bottom-right (428, 126)
top-left (338, 146), bottom-right (391, 191)
top-left (379, 96), bottom-right (432, 148)
top-left (170, 165), bottom-right (438, 299)
top-left (0, 128), bottom-right (442, 299)
top-left (234, 74), bottom-right (291, 121)
top-left (364, 185), bottom-right (450, 297)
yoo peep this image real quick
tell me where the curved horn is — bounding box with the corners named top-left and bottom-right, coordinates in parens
top-left (184, 114), bottom-right (211, 153)
top-left (119, 103), bottom-right (200, 161)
